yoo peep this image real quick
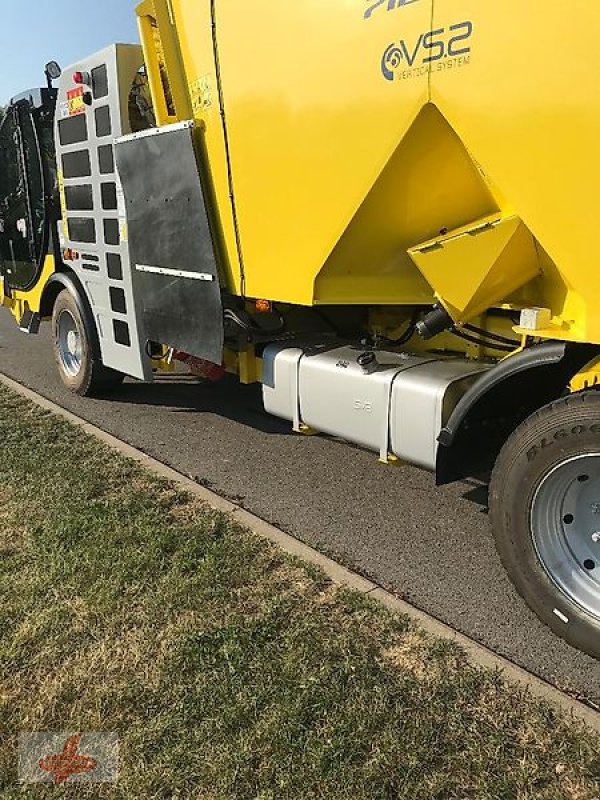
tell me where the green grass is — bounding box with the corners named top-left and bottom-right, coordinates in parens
top-left (0, 384), bottom-right (598, 799)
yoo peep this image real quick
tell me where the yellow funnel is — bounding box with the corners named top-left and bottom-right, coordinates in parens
top-left (408, 215), bottom-right (540, 323)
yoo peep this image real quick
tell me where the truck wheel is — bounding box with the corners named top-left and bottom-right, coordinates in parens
top-left (51, 289), bottom-right (123, 396)
top-left (490, 392), bottom-right (600, 658)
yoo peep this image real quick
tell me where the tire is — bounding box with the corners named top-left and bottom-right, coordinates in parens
top-left (51, 289), bottom-right (124, 397)
top-left (490, 392), bottom-right (600, 659)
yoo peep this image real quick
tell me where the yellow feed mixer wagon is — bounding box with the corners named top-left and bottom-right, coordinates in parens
top-left (1, 0), bottom-right (599, 656)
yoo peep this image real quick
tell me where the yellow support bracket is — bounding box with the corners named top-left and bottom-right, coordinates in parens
top-left (136, 0), bottom-right (192, 126)
top-left (238, 346), bottom-right (261, 385)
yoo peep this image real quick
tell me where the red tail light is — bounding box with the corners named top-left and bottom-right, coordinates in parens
top-left (72, 71), bottom-right (90, 86)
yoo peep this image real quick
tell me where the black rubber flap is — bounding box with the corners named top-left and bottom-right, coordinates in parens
top-left (115, 123), bottom-right (223, 363)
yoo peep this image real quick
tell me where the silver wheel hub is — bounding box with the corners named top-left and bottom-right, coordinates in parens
top-left (531, 454), bottom-right (600, 620)
top-left (57, 310), bottom-right (83, 378)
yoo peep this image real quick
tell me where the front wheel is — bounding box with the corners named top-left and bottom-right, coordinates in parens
top-left (490, 392), bottom-right (600, 659)
top-left (51, 289), bottom-right (123, 397)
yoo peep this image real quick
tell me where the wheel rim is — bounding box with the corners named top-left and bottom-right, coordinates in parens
top-left (57, 309), bottom-right (83, 377)
top-left (531, 454), bottom-right (600, 621)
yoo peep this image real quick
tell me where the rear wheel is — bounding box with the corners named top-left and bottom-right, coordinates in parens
top-left (490, 392), bottom-right (600, 659)
top-left (51, 289), bottom-right (123, 396)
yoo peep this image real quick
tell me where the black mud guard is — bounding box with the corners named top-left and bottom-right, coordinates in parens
top-left (436, 342), bottom-right (600, 485)
top-left (41, 271), bottom-right (102, 358)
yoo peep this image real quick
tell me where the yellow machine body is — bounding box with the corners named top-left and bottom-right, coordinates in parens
top-left (5, 0), bottom-right (600, 660)
top-left (133, 0), bottom-right (600, 345)
top-left (0, 257), bottom-right (56, 324)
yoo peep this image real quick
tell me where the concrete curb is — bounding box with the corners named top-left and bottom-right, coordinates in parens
top-left (2, 371), bottom-right (599, 734)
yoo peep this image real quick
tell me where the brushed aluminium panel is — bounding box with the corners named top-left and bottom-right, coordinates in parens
top-left (391, 360), bottom-right (490, 470)
top-left (262, 344), bottom-right (305, 426)
top-left (298, 346), bottom-right (436, 455)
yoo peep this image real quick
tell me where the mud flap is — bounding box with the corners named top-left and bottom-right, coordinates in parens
top-left (115, 121), bottom-right (223, 364)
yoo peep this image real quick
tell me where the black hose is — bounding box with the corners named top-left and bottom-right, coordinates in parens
top-left (381, 312), bottom-right (419, 347)
top-left (224, 308), bottom-right (252, 332)
top-left (224, 307), bottom-right (286, 338)
top-left (452, 328), bottom-right (515, 353)
top-left (463, 323), bottom-right (519, 347)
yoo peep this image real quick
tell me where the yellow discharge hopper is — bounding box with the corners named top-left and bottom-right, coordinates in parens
top-left (408, 215), bottom-right (540, 324)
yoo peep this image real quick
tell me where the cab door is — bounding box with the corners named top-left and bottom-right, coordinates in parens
top-left (0, 99), bottom-right (53, 292)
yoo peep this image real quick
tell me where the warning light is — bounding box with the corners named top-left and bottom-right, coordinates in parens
top-left (62, 249), bottom-right (80, 262)
top-left (72, 71), bottom-right (90, 86)
top-left (255, 299), bottom-right (272, 313)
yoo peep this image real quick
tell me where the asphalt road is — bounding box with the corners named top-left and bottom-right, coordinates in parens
top-left (1, 310), bottom-right (599, 705)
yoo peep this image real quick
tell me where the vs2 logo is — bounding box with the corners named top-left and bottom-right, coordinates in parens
top-left (365, 0), bottom-right (420, 20)
top-left (381, 22), bottom-right (473, 80)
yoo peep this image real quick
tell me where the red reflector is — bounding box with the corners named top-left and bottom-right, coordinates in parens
top-left (72, 70), bottom-right (90, 86)
top-left (171, 351), bottom-right (226, 382)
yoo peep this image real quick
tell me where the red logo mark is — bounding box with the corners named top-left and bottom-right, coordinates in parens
top-left (38, 733), bottom-right (97, 783)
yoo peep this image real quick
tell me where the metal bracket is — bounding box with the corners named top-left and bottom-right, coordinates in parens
top-left (135, 264), bottom-right (215, 282)
top-left (292, 355), bottom-right (302, 433)
top-left (19, 309), bottom-right (41, 335)
top-left (1, 276), bottom-right (12, 300)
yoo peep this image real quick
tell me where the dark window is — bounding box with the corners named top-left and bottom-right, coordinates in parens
top-left (103, 219), bottom-right (119, 245)
top-left (106, 252), bottom-right (122, 280)
top-left (95, 106), bottom-right (112, 138)
top-left (101, 182), bottom-right (117, 210)
top-left (58, 114), bottom-right (88, 146)
top-left (110, 286), bottom-right (127, 314)
top-left (98, 145), bottom-right (114, 174)
top-left (113, 320), bottom-right (130, 347)
top-left (92, 64), bottom-right (109, 99)
top-left (65, 184), bottom-right (93, 211)
top-left (62, 149), bottom-right (91, 179)
top-left (68, 217), bottom-right (96, 244)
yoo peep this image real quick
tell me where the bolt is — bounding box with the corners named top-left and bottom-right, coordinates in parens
top-left (592, 532), bottom-right (600, 543)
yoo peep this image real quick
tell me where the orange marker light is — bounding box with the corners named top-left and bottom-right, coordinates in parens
top-left (255, 299), bottom-right (272, 313)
